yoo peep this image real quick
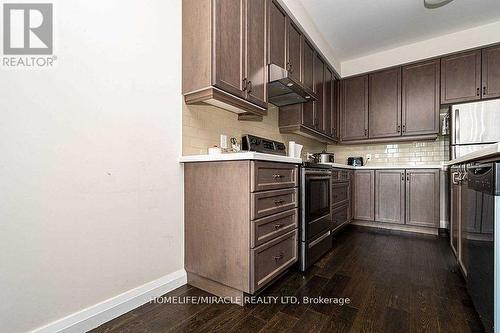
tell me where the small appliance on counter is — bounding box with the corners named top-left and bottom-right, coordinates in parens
top-left (348, 157), bottom-right (363, 166)
top-left (312, 151), bottom-right (335, 164)
top-left (241, 134), bottom-right (287, 155)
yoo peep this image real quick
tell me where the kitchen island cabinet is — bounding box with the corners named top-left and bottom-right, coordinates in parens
top-left (183, 159), bottom-right (299, 303)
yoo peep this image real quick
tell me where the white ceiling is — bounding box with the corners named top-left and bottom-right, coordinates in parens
top-left (298, 0), bottom-right (500, 62)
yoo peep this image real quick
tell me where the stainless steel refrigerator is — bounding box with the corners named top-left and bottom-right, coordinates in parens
top-left (450, 100), bottom-right (500, 159)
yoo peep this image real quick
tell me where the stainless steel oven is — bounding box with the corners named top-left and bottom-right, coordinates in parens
top-left (300, 165), bottom-right (332, 271)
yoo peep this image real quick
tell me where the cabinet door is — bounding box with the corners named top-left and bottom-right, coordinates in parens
top-left (245, 0), bottom-right (266, 108)
top-left (302, 39), bottom-right (315, 92)
top-left (405, 169), bottom-right (439, 227)
top-left (341, 75), bottom-right (369, 141)
top-left (482, 45), bottom-right (500, 99)
top-left (324, 67), bottom-right (334, 137)
top-left (286, 19), bottom-right (302, 83)
top-left (402, 60), bottom-right (440, 136)
top-left (314, 54), bottom-right (324, 131)
top-left (268, 0), bottom-right (286, 69)
top-left (375, 170), bottom-right (405, 224)
top-left (332, 79), bottom-right (340, 141)
top-left (213, 0), bottom-right (246, 98)
top-left (368, 68), bottom-right (401, 138)
top-left (441, 50), bottom-right (481, 104)
top-left (353, 170), bottom-right (374, 221)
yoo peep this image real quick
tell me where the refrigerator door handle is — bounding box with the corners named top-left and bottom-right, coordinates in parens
top-left (453, 108), bottom-right (460, 145)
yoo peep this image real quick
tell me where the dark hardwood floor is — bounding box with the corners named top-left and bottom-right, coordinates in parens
top-left (91, 226), bottom-right (485, 333)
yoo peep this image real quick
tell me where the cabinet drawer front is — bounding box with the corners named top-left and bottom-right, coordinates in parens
top-left (332, 204), bottom-right (348, 231)
top-left (251, 188), bottom-right (298, 220)
top-left (251, 161), bottom-right (298, 192)
top-left (332, 182), bottom-right (349, 207)
top-left (251, 229), bottom-right (298, 292)
top-left (251, 209), bottom-right (298, 247)
top-left (332, 169), bottom-right (350, 183)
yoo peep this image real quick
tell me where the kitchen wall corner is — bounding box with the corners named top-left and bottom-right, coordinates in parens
top-left (182, 103), bottom-right (327, 158)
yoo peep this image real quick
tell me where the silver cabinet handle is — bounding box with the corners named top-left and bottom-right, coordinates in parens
top-left (273, 252), bottom-right (284, 261)
top-left (273, 224), bottom-right (283, 230)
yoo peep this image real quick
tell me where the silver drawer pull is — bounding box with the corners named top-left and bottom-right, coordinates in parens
top-left (273, 252), bottom-right (284, 261)
top-left (274, 199), bottom-right (285, 205)
top-left (272, 174), bottom-right (284, 179)
top-left (273, 223), bottom-right (283, 230)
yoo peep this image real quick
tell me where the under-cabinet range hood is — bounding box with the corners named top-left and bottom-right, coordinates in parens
top-left (267, 64), bottom-right (316, 107)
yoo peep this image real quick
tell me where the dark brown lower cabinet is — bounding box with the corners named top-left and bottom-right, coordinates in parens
top-left (405, 169), bottom-right (440, 227)
top-left (353, 170), bottom-right (374, 221)
top-left (375, 170), bottom-right (405, 224)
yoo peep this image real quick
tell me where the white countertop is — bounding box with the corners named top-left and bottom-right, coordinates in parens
top-left (321, 162), bottom-right (444, 170)
top-left (179, 152), bottom-right (303, 164)
top-left (444, 142), bottom-right (500, 166)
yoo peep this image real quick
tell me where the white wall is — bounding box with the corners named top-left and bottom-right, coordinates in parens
top-left (0, 1), bottom-right (184, 332)
top-left (341, 20), bottom-right (500, 77)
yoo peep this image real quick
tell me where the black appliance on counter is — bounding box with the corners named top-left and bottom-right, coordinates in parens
top-left (241, 135), bottom-right (286, 155)
top-left (347, 157), bottom-right (363, 166)
top-left (299, 163), bottom-right (332, 271)
top-left (451, 160), bottom-right (499, 332)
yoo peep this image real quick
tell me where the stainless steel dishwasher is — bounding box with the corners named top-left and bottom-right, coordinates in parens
top-left (461, 160), bottom-right (499, 333)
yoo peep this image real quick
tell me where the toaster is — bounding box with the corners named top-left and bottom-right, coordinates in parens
top-left (347, 157), bottom-right (363, 166)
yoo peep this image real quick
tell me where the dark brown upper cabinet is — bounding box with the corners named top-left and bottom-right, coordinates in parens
top-left (183, 0), bottom-right (267, 117)
top-left (441, 50), bottom-right (481, 104)
top-left (245, 0), bottom-right (267, 108)
top-left (212, 0), bottom-right (246, 99)
top-left (368, 67), bottom-right (402, 139)
top-left (302, 39), bottom-right (315, 92)
top-left (332, 79), bottom-right (340, 141)
top-left (314, 54), bottom-right (325, 131)
top-left (268, 0), bottom-right (286, 69)
top-left (324, 67), bottom-right (334, 137)
top-left (482, 45), bottom-right (500, 99)
top-left (341, 75), bottom-right (369, 141)
top-left (402, 59), bottom-right (440, 136)
top-left (286, 20), bottom-right (302, 82)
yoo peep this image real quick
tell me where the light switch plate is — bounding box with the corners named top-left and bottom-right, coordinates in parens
top-left (220, 134), bottom-right (227, 149)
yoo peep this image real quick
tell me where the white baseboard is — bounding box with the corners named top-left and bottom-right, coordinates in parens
top-left (32, 269), bottom-right (187, 333)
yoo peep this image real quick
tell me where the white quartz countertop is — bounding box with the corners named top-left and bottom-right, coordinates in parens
top-left (179, 152), bottom-right (303, 164)
top-left (321, 163), bottom-right (445, 170)
top-left (444, 143), bottom-right (500, 166)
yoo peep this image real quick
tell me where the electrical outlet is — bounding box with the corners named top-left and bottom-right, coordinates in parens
top-left (220, 134), bottom-right (228, 149)
top-left (366, 154), bottom-right (372, 160)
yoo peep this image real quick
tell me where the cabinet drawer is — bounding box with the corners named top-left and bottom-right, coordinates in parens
top-left (332, 204), bottom-right (348, 231)
top-left (251, 161), bottom-right (298, 192)
top-left (251, 229), bottom-right (298, 292)
top-left (332, 168), bottom-right (350, 183)
top-left (332, 182), bottom-right (349, 207)
top-left (251, 188), bottom-right (298, 220)
top-left (251, 209), bottom-right (298, 248)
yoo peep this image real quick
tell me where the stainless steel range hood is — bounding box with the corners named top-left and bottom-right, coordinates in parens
top-left (267, 64), bottom-right (317, 107)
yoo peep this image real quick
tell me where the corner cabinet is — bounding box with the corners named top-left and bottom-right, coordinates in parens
top-left (183, 0), bottom-right (267, 118)
top-left (341, 75), bottom-right (369, 141)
